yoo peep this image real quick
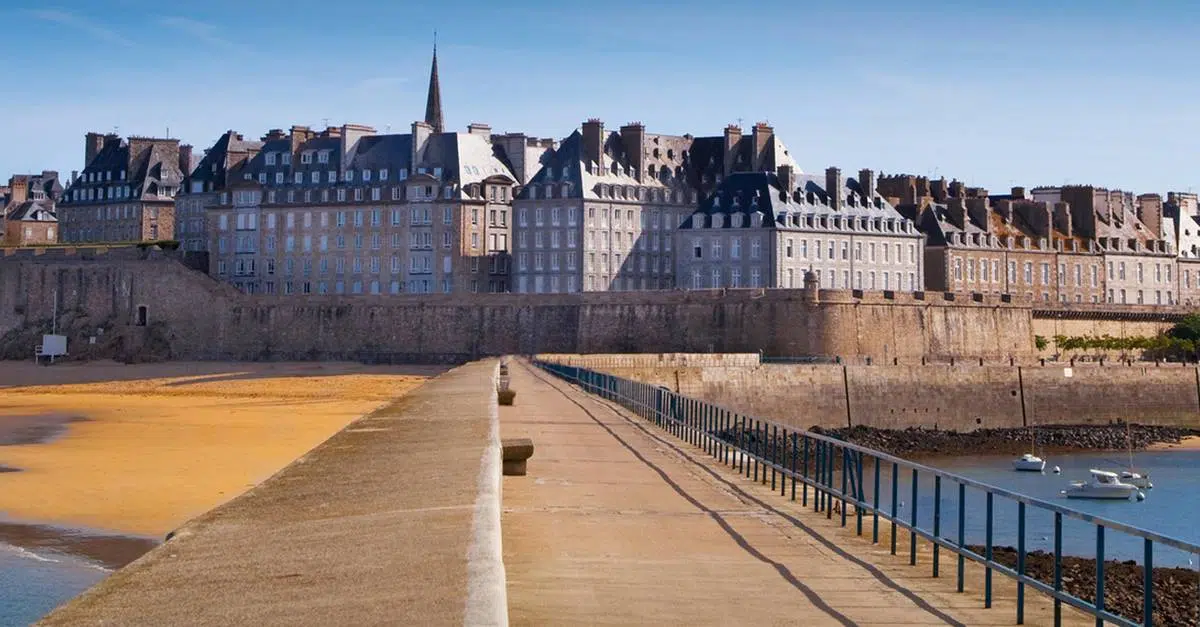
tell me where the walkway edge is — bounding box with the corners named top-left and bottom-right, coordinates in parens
top-left (464, 361), bottom-right (508, 627)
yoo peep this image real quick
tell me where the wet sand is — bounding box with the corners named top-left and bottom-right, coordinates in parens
top-left (1147, 435), bottom-right (1200, 451)
top-left (0, 521), bottom-right (157, 570)
top-left (0, 361), bottom-right (440, 538)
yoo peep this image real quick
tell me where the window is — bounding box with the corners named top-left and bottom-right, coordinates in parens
top-left (750, 237), bottom-right (762, 260)
top-left (443, 206), bottom-right (453, 225)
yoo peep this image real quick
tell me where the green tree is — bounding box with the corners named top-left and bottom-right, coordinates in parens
top-left (1034, 335), bottom-right (1049, 351)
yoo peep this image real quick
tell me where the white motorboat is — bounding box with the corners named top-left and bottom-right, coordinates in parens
top-left (1119, 470), bottom-right (1153, 489)
top-left (1063, 469), bottom-right (1142, 500)
top-left (1012, 453), bottom-right (1046, 472)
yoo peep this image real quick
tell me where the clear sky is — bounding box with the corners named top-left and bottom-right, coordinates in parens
top-left (3, 0), bottom-right (1198, 195)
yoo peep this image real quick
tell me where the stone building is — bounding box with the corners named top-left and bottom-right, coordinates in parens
top-left (1033, 186), bottom-right (1175, 305)
top-left (1158, 192), bottom-right (1200, 305)
top-left (2, 171), bottom-right (62, 246)
top-left (177, 131), bottom-right (263, 252)
top-left (676, 167), bottom-right (923, 291)
top-left (889, 180), bottom-right (1105, 304)
top-left (58, 134), bottom-right (190, 243)
top-left (202, 48), bottom-right (543, 295)
top-left (510, 121), bottom-right (799, 293)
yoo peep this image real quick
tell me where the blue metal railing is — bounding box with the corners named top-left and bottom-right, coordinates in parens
top-left (534, 360), bottom-right (1200, 627)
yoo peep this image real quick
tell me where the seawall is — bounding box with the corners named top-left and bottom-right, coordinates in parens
top-left (547, 355), bottom-right (1200, 432)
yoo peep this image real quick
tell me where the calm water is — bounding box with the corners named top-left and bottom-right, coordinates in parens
top-left (0, 544), bottom-right (108, 627)
top-left (857, 450), bottom-right (1200, 568)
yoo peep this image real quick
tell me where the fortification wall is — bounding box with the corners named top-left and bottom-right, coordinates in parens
top-left (593, 362), bottom-right (1200, 432)
top-left (0, 254), bottom-right (1041, 363)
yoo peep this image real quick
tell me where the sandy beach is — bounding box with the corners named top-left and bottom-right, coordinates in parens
top-left (0, 361), bottom-right (439, 537)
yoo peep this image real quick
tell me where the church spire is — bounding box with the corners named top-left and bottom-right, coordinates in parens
top-left (424, 35), bottom-right (444, 133)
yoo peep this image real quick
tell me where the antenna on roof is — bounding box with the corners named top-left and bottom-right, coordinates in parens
top-left (166, 126), bottom-right (170, 139)
top-left (322, 118), bottom-right (330, 129)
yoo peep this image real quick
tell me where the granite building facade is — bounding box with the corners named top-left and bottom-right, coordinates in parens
top-left (177, 131), bottom-right (263, 252)
top-left (511, 121), bottom-right (800, 293)
top-left (676, 167), bottom-right (923, 291)
top-left (2, 171), bottom-right (62, 246)
top-left (198, 49), bottom-right (548, 295)
top-left (58, 133), bottom-right (191, 243)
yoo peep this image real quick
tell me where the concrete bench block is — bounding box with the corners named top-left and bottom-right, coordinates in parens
top-left (502, 438), bottom-right (534, 476)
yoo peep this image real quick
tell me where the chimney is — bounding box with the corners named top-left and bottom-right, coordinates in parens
top-left (581, 119), bottom-right (605, 171)
top-left (723, 124), bottom-right (742, 176)
top-left (751, 122), bottom-right (773, 171)
top-left (85, 132), bottom-right (106, 167)
top-left (948, 179), bottom-right (964, 198)
top-left (966, 197), bottom-right (990, 232)
top-left (289, 125), bottom-right (312, 154)
top-left (340, 124), bottom-right (376, 176)
top-left (619, 122), bottom-right (646, 182)
top-left (412, 121), bottom-right (433, 170)
top-left (858, 168), bottom-right (876, 200)
top-left (1137, 193), bottom-right (1164, 238)
top-left (995, 199), bottom-right (1014, 224)
top-left (8, 176), bottom-right (28, 204)
top-left (178, 144), bottom-right (193, 177)
top-left (1016, 201), bottom-right (1052, 237)
top-left (946, 197), bottom-right (967, 230)
top-left (70, 170), bottom-right (78, 184)
top-left (467, 122), bottom-right (492, 142)
top-left (930, 178), bottom-right (949, 203)
top-left (1053, 201), bottom-right (1073, 238)
top-left (1011, 186), bottom-right (1026, 200)
top-left (777, 165), bottom-right (796, 199)
top-left (825, 167), bottom-right (844, 211)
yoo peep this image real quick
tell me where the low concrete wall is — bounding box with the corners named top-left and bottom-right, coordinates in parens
top-left (40, 360), bottom-right (507, 626)
top-left (591, 362), bottom-right (1200, 432)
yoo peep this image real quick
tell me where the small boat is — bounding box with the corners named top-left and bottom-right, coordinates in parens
top-left (1063, 469), bottom-right (1142, 500)
top-left (1012, 453), bottom-right (1046, 472)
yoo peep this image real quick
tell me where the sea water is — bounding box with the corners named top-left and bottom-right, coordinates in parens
top-left (0, 544), bottom-right (108, 627)
top-left (862, 450), bottom-right (1200, 568)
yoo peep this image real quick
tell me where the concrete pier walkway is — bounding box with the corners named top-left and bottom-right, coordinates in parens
top-left (40, 360), bottom-right (505, 627)
top-left (502, 360), bottom-right (1086, 626)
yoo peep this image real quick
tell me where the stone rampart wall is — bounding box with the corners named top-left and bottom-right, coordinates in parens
top-left (594, 362), bottom-right (1200, 432)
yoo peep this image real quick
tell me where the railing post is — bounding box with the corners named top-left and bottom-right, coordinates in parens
top-left (780, 428), bottom-right (788, 496)
top-left (1143, 538), bottom-right (1154, 627)
top-left (1054, 512), bottom-right (1063, 626)
top-left (890, 461), bottom-right (899, 555)
top-left (872, 457), bottom-right (880, 544)
top-left (957, 482), bottom-right (965, 593)
top-left (802, 436), bottom-right (810, 507)
top-left (771, 425), bottom-right (779, 492)
top-left (1017, 501), bottom-right (1026, 624)
top-left (1095, 525), bottom-right (1105, 627)
top-left (790, 432), bottom-right (799, 501)
top-left (841, 446), bottom-right (849, 527)
top-left (826, 442), bottom-right (835, 520)
top-left (933, 475), bottom-right (941, 577)
top-left (985, 491), bottom-right (994, 608)
top-left (855, 452), bottom-right (864, 536)
top-left (910, 467), bottom-right (918, 565)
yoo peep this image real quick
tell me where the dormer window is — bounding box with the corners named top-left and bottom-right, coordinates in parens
top-left (433, 167), bottom-right (443, 178)
top-left (282, 153), bottom-right (291, 166)
top-left (544, 184), bottom-right (552, 199)
top-left (265, 152), bottom-right (276, 166)
top-left (380, 168), bottom-right (388, 181)
top-left (301, 152), bottom-right (313, 164)
top-left (318, 151), bottom-right (330, 164)
top-left (399, 168), bottom-right (408, 180)
top-left (362, 169), bottom-right (371, 182)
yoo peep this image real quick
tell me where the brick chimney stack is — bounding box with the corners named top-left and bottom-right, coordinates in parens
top-left (581, 119), bottom-right (605, 171)
top-left (825, 167), bottom-right (844, 211)
top-left (858, 168), bottom-right (876, 200)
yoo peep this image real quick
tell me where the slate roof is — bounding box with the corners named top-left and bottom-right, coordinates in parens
top-left (6, 198), bottom-right (57, 222)
top-left (681, 171), bottom-right (909, 230)
top-left (515, 124), bottom-right (801, 203)
top-left (186, 131), bottom-right (264, 192)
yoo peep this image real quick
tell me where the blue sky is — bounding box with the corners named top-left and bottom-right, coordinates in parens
top-left (3, 0), bottom-right (1198, 195)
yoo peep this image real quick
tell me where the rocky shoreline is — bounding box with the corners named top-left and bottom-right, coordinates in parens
top-left (973, 545), bottom-right (1197, 626)
top-left (810, 424), bottom-right (1200, 457)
